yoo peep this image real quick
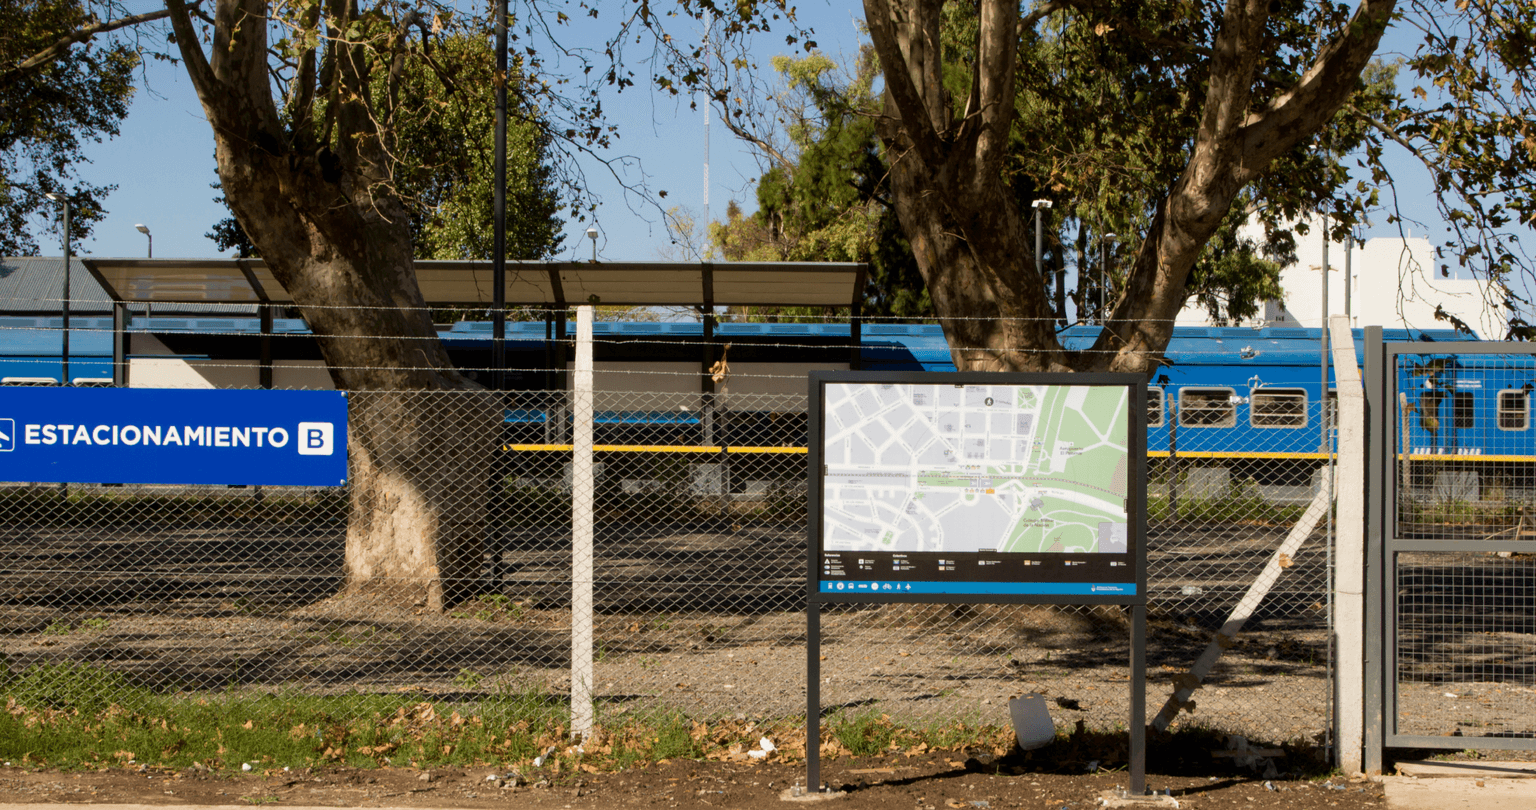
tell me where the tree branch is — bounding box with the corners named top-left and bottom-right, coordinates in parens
top-left (1240, 0), bottom-right (1398, 170)
top-left (862, 0), bottom-right (946, 167)
top-left (165, 0), bottom-right (218, 106)
top-left (1019, 0), bottom-right (1067, 32)
top-left (716, 105), bottom-right (797, 174)
top-left (967, 0), bottom-right (1021, 184)
top-left (1, 7), bottom-right (177, 90)
top-left (289, 0), bottom-right (325, 153)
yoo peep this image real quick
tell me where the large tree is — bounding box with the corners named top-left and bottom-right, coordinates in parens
top-left (157, 0), bottom-right (491, 610)
top-left (206, 34), bottom-right (566, 265)
top-left (838, 0), bottom-right (1398, 373)
top-left (21, 0), bottom-right (795, 612)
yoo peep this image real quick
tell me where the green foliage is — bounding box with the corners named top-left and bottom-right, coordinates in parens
top-left (0, 664), bottom-right (569, 771)
top-left (0, 0), bottom-right (135, 254)
top-left (1388, 2), bottom-right (1536, 328)
top-left (0, 660), bottom-right (1335, 775)
top-left (4, 661), bottom-right (149, 716)
top-left (713, 51), bottom-right (932, 319)
top-left (392, 36), bottom-right (564, 262)
top-left (828, 710), bottom-right (898, 757)
top-left (206, 35), bottom-right (563, 263)
top-left (448, 594), bottom-right (527, 623)
top-left (972, 2), bottom-right (1390, 324)
top-left (1147, 474), bottom-right (1307, 525)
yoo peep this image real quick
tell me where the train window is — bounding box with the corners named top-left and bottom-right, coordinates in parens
top-left (1453, 392), bottom-right (1475, 429)
top-left (1179, 387), bottom-right (1235, 428)
top-left (1147, 387), bottom-right (1165, 427)
top-left (0, 377), bottom-right (58, 386)
top-left (1250, 388), bottom-right (1307, 428)
top-left (1498, 390), bottom-right (1529, 431)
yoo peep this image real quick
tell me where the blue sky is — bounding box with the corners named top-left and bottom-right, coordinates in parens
top-left (59, 3), bottom-right (1467, 283)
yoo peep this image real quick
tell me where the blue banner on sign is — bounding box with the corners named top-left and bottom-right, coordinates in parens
top-left (0, 388), bottom-right (348, 487)
top-left (820, 581), bottom-right (1138, 596)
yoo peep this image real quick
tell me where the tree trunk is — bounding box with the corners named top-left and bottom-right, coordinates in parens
top-left (345, 390), bottom-right (498, 610)
top-left (168, 0), bottom-right (498, 611)
top-left (882, 145), bottom-right (1073, 373)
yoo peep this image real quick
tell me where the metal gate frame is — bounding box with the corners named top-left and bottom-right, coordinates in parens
top-left (1364, 326), bottom-right (1536, 772)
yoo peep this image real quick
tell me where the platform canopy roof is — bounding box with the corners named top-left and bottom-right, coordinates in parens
top-left (81, 259), bottom-right (867, 309)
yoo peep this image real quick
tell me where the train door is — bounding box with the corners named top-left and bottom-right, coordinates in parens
top-left (1400, 356), bottom-right (1467, 457)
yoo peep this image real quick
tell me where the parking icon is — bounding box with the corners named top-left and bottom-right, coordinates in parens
top-left (296, 422), bottom-right (334, 456)
top-left (0, 419), bottom-right (13, 452)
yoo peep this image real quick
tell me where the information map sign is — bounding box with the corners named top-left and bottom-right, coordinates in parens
top-left (809, 371), bottom-right (1145, 604)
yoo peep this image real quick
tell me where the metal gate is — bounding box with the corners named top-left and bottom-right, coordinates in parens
top-left (1365, 328), bottom-right (1536, 770)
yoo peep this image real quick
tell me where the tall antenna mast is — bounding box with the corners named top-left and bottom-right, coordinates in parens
top-left (702, 11), bottom-right (711, 227)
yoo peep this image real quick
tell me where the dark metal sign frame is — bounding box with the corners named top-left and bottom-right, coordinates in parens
top-left (803, 371), bottom-right (1148, 795)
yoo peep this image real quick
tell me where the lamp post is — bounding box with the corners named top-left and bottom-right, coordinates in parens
top-left (1032, 200), bottom-right (1056, 324)
top-left (1101, 233), bottom-right (1117, 326)
top-left (134, 223), bottom-right (152, 258)
top-left (490, 0), bottom-right (508, 393)
top-left (45, 192), bottom-right (70, 385)
top-left (586, 227), bottom-right (598, 262)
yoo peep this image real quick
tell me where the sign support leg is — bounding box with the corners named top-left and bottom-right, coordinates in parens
top-left (807, 600), bottom-right (822, 793)
top-left (1131, 602), bottom-right (1147, 795)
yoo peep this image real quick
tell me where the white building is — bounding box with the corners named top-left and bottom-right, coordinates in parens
top-left (1176, 217), bottom-right (1509, 338)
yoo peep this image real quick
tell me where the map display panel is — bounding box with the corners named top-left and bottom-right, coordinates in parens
top-left (822, 382), bottom-right (1129, 555)
top-left (810, 373), bottom-right (1144, 603)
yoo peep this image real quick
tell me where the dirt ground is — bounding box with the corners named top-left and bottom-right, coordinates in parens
top-left (0, 755), bottom-right (1387, 810)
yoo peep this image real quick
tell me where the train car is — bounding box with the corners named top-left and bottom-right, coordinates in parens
top-left (4, 314), bottom-right (1506, 472)
top-left (0, 316), bottom-right (117, 386)
top-left (1391, 350), bottom-right (1536, 500)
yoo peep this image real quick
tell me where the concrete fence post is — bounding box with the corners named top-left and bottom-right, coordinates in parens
top-left (571, 305), bottom-right (595, 739)
top-left (1330, 314), bottom-right (1366, 774)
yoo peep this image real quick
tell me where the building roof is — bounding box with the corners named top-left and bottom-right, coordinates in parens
top-left (80, 258), bottom-right (867, 308)
top-left (0, 257), bottom-right (258, 315)
top-left (0, 257), bottom-right (111, 314)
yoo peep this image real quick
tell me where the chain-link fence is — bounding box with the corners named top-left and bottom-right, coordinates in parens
top-left (1387, 349), bottom-right (1536, 743)
top-left (2, 381), bottom-right (1340, 744)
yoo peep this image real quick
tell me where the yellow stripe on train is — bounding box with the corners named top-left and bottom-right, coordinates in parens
top-left (504, 446), bottom-right (1535, 462)
top-left (503, 444), bottom-right (809, 454)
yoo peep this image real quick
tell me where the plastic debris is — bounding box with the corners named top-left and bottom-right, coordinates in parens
top-left (748, 736), bottom-right (777, 759)
top-left (241, 763), bottom-right (252, 772)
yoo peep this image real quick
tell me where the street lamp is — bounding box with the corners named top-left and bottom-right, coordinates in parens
top-left (1100, 233), bottom-right (1117, 326)
top-left (586, 227), bottom-right (598, 262)
top-left (134, 223), bottom-right (152, 258)
top-left (44, 192), bottom-right (70, 385)
top-left (1032, 200), bottom-right (1057, 324)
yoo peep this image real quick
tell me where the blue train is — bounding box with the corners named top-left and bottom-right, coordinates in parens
top-left (2, 315), bottom-right (1514, 466)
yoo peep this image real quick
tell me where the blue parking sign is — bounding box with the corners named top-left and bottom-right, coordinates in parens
top-left (0, 388), bottom-right (348, 486)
